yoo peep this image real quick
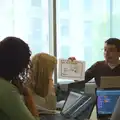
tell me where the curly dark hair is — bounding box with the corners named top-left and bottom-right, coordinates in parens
top-left (0, 36), bottom-right (31, 82)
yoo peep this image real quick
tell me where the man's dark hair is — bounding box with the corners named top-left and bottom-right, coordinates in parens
top-left (0, 36), bottom-right (31, 82)
top-left (105, 38), bottom-right (120, 52)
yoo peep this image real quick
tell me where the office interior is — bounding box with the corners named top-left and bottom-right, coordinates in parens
top-left (1, 0), bottom-right (120, 120)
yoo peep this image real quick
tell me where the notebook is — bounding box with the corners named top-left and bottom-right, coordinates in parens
top-left (96, 89), bottom-right (120, 120)
top-left (100, 76), bottom-right (120, 88)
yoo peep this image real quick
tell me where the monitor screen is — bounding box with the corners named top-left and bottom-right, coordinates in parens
top-left (96, 89), bottom-right (120, 115)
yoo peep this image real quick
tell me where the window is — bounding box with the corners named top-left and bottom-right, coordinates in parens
top-left (0, 0), bottom-right (50, 55)
top-left (84, 21), bottom-right (92, 45)
top-left (59, 0), bottom-right (69, 11)
top-left (60, 19), bottom-right (69, 37)
top-left (112, 0), bottom-right (120, 38)
top-left (60, 46), bottom-right (70, 58)
top-left (30, 18), bottom-right (42, 41)
top-left (84, 46), bottom-right (92, 68)
top-left (83, 0), bottom-right (92, 13)
top-left (31, 0), bottom-right (41, 7)
top-left (57, 0), bottom-right (110, 82)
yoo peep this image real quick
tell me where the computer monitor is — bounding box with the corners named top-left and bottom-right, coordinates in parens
top-left (68, 81), bottom-right (85, 92)
top-left (96, 89), bottom-right (120, 119)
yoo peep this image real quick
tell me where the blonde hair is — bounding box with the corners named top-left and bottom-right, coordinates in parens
top-left (28, 53), bottom-right (57, 97)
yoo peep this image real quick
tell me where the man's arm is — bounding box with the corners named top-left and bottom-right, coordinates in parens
top-left (85, 62), bottom-right (98, 83)
top-left (0, 87), bottom-right (39, 120)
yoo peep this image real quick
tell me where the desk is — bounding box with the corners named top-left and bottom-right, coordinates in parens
top-left (40, 114), bottom-right (74, 120)
top-left (90, 107), bottom-right (97, 120)
top-left (40, 106), bottom-right (111, 120)
top-left (90, 107), bottom-right (110, 120)
top-left (40, 108), bottom-right (97, 120)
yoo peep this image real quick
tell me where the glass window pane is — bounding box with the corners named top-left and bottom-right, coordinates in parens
top-left (56, 0), bottom-right (110, 82)
top-left (60, 45), bottom-right (70, 58)
top-left (0, 0), bottom-right (49, 55)
top-left (83, 0), bottom-right (92, 13)
top-left (112, 0), bottom-right (120, 38)
top-left (84, 21), bottom-right (93, 45)
top-left (31, 18), bottom-right (42, 38)
top-left (60, 19), bottom-right (69, 37)
top-left (84, 46), bottom-right (92, 68)
top-left (31, 0), bottom-right (41, 7)
top-left (59, 0), bottom-right (69, 11)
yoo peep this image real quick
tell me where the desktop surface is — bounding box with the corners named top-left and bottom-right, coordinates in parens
top-left (90, 107), bottom-right (109, 120)
top-left (40, 114), bottom-right (75, 120)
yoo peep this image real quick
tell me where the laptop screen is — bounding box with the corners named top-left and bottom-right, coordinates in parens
top-left (61, 91), bottom-right (95, 119)
top-left (62, 91), bottom-right (82, 113)
top-left (96, 89), bottom-right (120, 115)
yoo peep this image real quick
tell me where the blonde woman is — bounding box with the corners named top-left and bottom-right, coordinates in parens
top-left (26, 53), bottom-right (57, 110)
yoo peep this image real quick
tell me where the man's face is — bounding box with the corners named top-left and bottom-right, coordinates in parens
top-left (104, 43), bottom-right (120, 64)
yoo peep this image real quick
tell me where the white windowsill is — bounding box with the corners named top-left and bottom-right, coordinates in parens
top-left (57, 78), bottom-right (95, 85)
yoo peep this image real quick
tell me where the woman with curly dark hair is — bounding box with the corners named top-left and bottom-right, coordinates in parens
top-left (0, 36), bottom-right (39, 120)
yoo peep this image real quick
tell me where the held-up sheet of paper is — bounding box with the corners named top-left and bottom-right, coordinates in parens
top-left (58, 59), bottom-right (85, 81)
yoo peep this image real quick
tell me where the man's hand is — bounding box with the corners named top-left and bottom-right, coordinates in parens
top-left (68, 57), bottom-right (78, 82)
top-left (68, 57), bottom-right (76, 61)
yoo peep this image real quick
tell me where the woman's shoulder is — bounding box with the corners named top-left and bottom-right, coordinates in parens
top-left (33, 92), bottom-right (45, 102)
top-left (0, 78), bottom-right (18, 95)
top-left (33, 91), bottom-right (56, 102)
top-left (33, 92), bottom-right (56, 110)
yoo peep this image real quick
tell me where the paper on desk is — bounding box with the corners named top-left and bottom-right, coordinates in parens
top-left (56, 100), bottom-right (65, 109)
top-left (58, 59), bottom-right (85, 81)
top-left (100, 76), bottom-right (120, 88)
top-left (36, 105), bottom-right (57, 114)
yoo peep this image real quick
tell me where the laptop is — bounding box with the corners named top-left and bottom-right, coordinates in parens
top-left (60, 91), bottom-right (95, 120)
top-left (40, 91), bottom-right (95, 120)
top-left (100, 76), bottom-right (120, 89)
top-left (96, 89), bottom-right (120, 120)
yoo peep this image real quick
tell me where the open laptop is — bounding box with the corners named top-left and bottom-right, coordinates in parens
top-left (60, 91), bottom-right (95, 120)
top-left (100, 76), bottom-right (120, 89)
top-left (96, 89), bottom-right (120, 120)
top-left (40, 91), bottom-right (95, 120)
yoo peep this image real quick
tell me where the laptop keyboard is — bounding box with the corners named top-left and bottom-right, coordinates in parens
top-left (74, 103), bottom-right (94, 120)
top-left (70, 96), bottom-right (93, 117)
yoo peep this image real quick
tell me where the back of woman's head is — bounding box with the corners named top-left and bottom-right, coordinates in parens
top-left (0, 36), bottom-right (31, 81)
top-left (29, 53), bottom-right (57, 97)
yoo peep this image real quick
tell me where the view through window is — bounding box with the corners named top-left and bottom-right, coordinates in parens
top-left (56, 0), bottom-right (110, 82)
top-left (0, 0), bottom-right (49, 55)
